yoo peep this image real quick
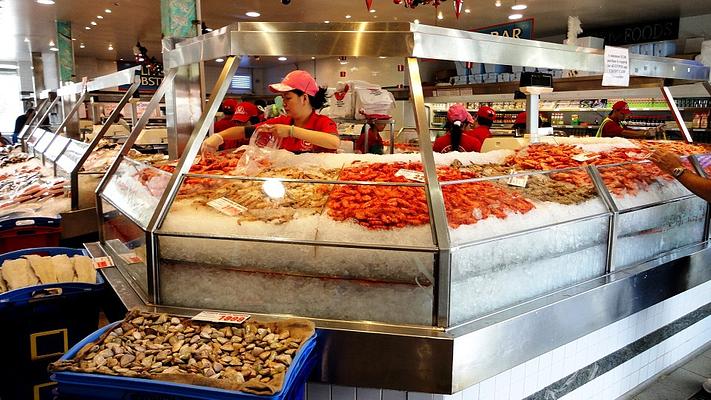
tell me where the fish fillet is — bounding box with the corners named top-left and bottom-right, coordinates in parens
top-left (1, 258), bottom-right (38, 290)
top-left (51, 254), bottom-right (75, 283)
top-left (25, 255), bottom-right (57, 284)
top-left (73, 256), bottom-right (96, 283)
top-left (0, 275), bottom-right (6, 293)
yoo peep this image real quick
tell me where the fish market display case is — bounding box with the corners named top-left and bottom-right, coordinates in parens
top-left (91, 23), bottom-right (711, 394)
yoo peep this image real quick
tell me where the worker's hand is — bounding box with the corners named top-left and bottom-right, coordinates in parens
top-left (201, 134), bottom-right (224, 155)
top-left (644, 128), bottom-right (657, 139)
top-left (648, 149), bottom-right (683, 174)
top-left (258, 124), bottom-right (291, 138)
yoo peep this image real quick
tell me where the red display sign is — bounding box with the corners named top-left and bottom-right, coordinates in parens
top-left (340, 71), bottom-right (347, 77)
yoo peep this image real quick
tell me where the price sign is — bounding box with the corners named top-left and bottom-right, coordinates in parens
top-left (572, 153), bottom-right (600, 162)
top-left (119, 252), bottom-right (143, 264)
top-left (192, 311), bottom-right (251, 325)
top-left (207, 197), bottom-right (248, 216)
top-left (507, 170), bottom-right (529, 188)
top-left (395, 169), bottom-right (426, 182)
top-left (92, 256), bottom-right (115, 269)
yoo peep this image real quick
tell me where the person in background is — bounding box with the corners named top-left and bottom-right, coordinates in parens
top-left (433, 104), bottom-right (481, 153)
top-left (221, 102), bottom-right (260, 149)
top-left (512, 111), bottom-right (545, 131)
top-left (202, 70), bottom-right (339, 154)
top-left (214, 99), bottom-right (238, 133)
top-left (254, 99), bottom-right (268, 122)
top-left (596, 101), bottom-right (659, 139)
top-left (356, 113), bottom-right (390, 154)
top-left (649, 149), bottom-right (711, 203)
top-left (12, 108), bottom-right (35, 144)
top-left (468, 106), bottom-right (497, 145)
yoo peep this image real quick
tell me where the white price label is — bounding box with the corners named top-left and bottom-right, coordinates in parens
top-left (507, 171), bottom-right (529, 188)
top-left (207, 197), bottom-right (248, 217)
top-left (92, 256), bottom-right (114, 269)
top-left (395, 169), bottom-right (425, 182)
top-left (192, 311), bottom-right (251, 325)
top-left (119, 252), bottom-right (143, 264)
top-left (572, 153), bottom-right (600, 162)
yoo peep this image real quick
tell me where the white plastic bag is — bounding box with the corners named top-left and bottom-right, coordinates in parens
top-left (234, 127), bottom-right (283, 176)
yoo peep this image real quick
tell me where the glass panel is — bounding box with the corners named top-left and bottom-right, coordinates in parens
top-left (101, 157), bottom-right (171, 227)
top-left (100, 199), bottom-right (149, 297)
top-left (694, 153), bottom-right (711, 177)
top-left (77, 172), bottom-right (103, 209)
top-left (44, 135), bottom-right (70, 162)
top-left (35, 131), bottom-right (55, 154)
top-left (158, 236), bottom-right (434, 325)
top-left (56, 139), bottom-right (89, 174)
top-left (27, 128), bottom-right (48, 147)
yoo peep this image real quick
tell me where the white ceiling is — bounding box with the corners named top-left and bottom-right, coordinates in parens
top-left (2, 0), bottom-right (711, 67)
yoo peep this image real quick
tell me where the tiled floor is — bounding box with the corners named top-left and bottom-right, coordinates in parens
top-left (628, 345), bottom-right (711, 400)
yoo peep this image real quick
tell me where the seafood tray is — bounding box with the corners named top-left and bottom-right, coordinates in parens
top-left (0, 247), bottom-right (104, 400)
top-left (51, 311), bottom-right (319, 400)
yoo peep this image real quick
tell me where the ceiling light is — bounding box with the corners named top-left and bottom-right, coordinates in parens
top-left (97, 15), bottom-right (104, 19)
top-left (437, 11), bottom-right (444, 20)
top-left (90, 21), bottom-right (97, 26)
top-left (464, 8), bottom-right (471, 13)
top-left (71, 38), bottom-right (76, 41)
top-left (508, 13), bottom-right (523, 19)
top-left (108, 43), bottom-right (114, 51)
top-left (345, 15), bottom-right (351, 19)
top-left (36, 0), bottom-right (55, 4)
top-left (511, 4), bottom-right (527, 10)
top-left (119, 58), bottom-right (124, 61)
top-left (215, 58), bottom-right (224, 63)
top-left (49, 40), bottom-right (58, 51)
top-left (379, 56), bottom-right (387, 59)
top-left (311, 56), bottom-right (315, 60)
top-left (0, 64), bottom-right (18, 69)
top-left (245, 11), bottom-right (260, 17)
top-left (413, 19), bottom-right (420, 24)
top-left (85, 26), bottom-right (91, 30)
top-left (278, 56), bottom-right (287, 61)
top-left (205, 28), bottom-right (213, 32)
top-left (23, 37), bottom-right (29, 43)
top-left (369, 9), bottom-right (376, 13)
top-left (79, 43), bottom-right (85, 48)
top-left (105, 9), bottom-right (111, 13)
top-left (324, 20), bottom-right (330, 23)
top-left (495, 0), bottom-right (502, 6)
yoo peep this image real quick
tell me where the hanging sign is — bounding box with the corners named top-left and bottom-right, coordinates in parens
top-left (117, 61), bottom-right (164, 91)
top-left (586, 19), bottom-right (678, 46)
top-left (601, 46), bottom-right (630, 87)
top-left (472, 18), bottom-right (534, 39)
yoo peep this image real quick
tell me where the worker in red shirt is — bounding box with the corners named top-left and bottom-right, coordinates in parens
top-left (596, 101), bottom-right (658, 138)
top-left (202, 70), bottom-right (339, 154)
top-left (214, 99), bottom-right (238, 133)
top-left (468, 106), bottom-right (497, 146)
top-left (220, 102), bottom-right (260, 149)
top-left (433, 104), bottom-right (482, 153)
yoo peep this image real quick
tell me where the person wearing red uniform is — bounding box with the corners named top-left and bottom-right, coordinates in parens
top-left (202, 70), bottom-right (339, 154)
top-left (596, 101), bottom-right (657, 138)
top-left (433, 104), bottom-right (482, 153)
top-left (214, 99), bottom-right (238, 133)
top-left (468, 106), bottom-right (496, 146)
top-left (355, 113), bottom-right (389, 154)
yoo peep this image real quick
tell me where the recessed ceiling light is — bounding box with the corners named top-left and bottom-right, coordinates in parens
top-left (49, 40), bottom-right (58, 51)
top-left (36, 0), bottom-right (54, 4)
top-left (108, 43), bottom-right (114, 51)
top-left (90, 21), bottom-right (97, 25)
top-left (369, 9), bottom-right (376, 13)
top-left (508, 13), bottom-right (523, 19)
top-left (378, 56), bottom-right (386, 59)
top-left (79, 43), bottom-right (85, 48)
top-left (495, 0), bottom-right (502, 6)
top-left (23, 37), bottom-right (29, 43)
top-left (120, 58), bottom-right (124, 60)
top-left (437, 11), bottom-right (444, 20)
top-left (105, 9), bottom-right (111, 13)
top-left (324, 20), bottom-right (330, 23)
top-left (97, 15), bottom-right (104, 19)
top-left (311, 56), bottom-right (315, 60)
top-left (345, 15), bottom-right (351, 19)
top-left (85, 27), bottom-right (91, 30)
top-left (245, 11), bottom-right (260, 17)
top-left (278, 56), bottom-right (287, 61)
top-left (511, 4), bottom-right (527, 10)
top-left (215, 58), bottom-right (224, 63)
top-left (464, 8), bottom-right (471, 13)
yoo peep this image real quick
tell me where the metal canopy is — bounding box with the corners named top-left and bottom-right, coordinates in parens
top-left (163, 22), bottom-right (709, 81)
top-left (87, 66), bottom-right (141, 92)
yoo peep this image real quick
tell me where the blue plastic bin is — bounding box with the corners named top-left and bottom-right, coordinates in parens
top-left (52, 321), bottom-right (320, 400)
top-left (0, 246), bottom-right (104, 400)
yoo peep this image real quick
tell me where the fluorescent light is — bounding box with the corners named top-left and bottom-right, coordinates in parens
top-left (245, 11), bottom-right (260, 17)
top-left (369, 9), bottom-right (376, 13)
top-left (0, 64), bottom-right (18, 69)
top-left (90, 21), bottom-right (97, 25)
top-left (464, 8), bottom-right (471, 13)
top-left (345, 15), bottom-right (351, 19)
top-left (215, 58), bottom-right (224, 63)
top-left (104, 9), bottom-right (111, 13)
top-left (278, 56), bottom-right (287, 61)
top-left (508, 13), bottom-right (523, 19)
top-left (97, 15), bottom-right (104, 19)
top-left (511, 4), bottom-right (527, 10)
top-left (437, 11), bottom-right (444, 20)
top-left (36, 0), bottom-right (55, 4)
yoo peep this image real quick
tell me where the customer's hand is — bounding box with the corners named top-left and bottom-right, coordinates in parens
top-left (649, 149), bottom-right (682, 174)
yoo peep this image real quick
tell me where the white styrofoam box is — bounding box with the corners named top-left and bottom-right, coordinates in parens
top-left (455, 61), bottom-right (468, 76)
top-left (511, 65), bottom-right (524, 73)
top-left (523, 66), bottom-right (537, 72)
top-left (576, 36), bottom-right (605, 49)
top-left (484, 64), bottom-right (510, 73)
top-left (639, 43), bottom-right (653, 56)
top-left (497, 73), bottom-right (512, 83)
top-left (471, 74), bottom-right (485, 84)
top-left (654, 41), bottom-right (677, 57)
top-left (484, 74), bottom-right (497, 84)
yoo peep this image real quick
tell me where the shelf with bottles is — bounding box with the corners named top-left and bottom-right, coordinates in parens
top-left (447, 97), bottom-right (711, 114)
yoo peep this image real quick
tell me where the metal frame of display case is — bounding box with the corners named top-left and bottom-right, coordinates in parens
top-left (93, 23), bottom-right (711, 394)
top-left (22, 94), bottom-right (60, 154)
top-left (16, 97), bottom-right (49, 147)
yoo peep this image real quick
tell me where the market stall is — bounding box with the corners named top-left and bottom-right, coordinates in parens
top-left (88, 22), bottom-right (711, 395)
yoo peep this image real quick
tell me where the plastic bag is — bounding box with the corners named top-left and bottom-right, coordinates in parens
top-left (233, 126), bottom-right (283, 176)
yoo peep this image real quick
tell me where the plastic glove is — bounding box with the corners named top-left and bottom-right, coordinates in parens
top-left (201, 134), bottom-right (224, 155)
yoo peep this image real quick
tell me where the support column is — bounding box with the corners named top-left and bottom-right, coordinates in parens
top-left (161, 0), bottom-right (204, 159)
top-left (57, 20), bottom-right (80, 138)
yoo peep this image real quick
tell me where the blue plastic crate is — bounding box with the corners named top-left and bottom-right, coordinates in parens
top-left (52, 321), bottom-right (320, 400)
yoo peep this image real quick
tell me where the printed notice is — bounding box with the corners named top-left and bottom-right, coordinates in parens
top-left (395, 169), bottom-right (426, 182)
top-left (207, 197), bottom-right (248, 216)
top-left (507, 170), bottom-right (529, 188)
top-left (602, 46), bottom-right (630, 87)
top-left (192, 311), bottom-right (251, 325)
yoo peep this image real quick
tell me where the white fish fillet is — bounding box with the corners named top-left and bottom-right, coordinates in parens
top-left (51, 254), bottom-right (75, 283)
top-left (0, 275), bottom-right (6, 293)
top-left (1, 259), bottom-right (38, 290)
top-left (25, 255), bottom-right (57, 284)
top-left (73, 256), bottom-right (96, 283)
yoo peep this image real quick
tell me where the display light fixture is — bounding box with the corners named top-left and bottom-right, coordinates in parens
top-left (324, 20), bottom-right (330, 23)
top-left (85, 27), bottom-right (91, 30)
top-left (370, 9), bottom-right (376, 12)
top-left (495, 0), bottom-right (502, 6)
top-left (437, 11), bottom-right (444, 20)
top-left (345, 15), bottom-right (351, 19)
top-left (464, 8), bottom-right (471, 13)
top-left (215, 58), bottom-right (224, 63)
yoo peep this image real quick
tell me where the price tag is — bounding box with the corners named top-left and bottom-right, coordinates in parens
top-left (92, 256), bottom-right (114, 269)
top-left (572, 153), bottom-right (600, 162)
top-left (192, 311), bottom-right (251, 325)
top-left (119, 252), bottom-right (143, 264)
top-left (507, 170), bottom-right (529, 188)
top-left (207, 197), bottom-right (248, 216)
top-left (395, 169), bottom-right (425, 182)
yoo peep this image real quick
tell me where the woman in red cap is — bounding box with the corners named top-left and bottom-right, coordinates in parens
top-left (468, 106), bottom-right (496, 145)
top-left (596, 101), bottom-right (658, 138)
top-left (355, 113), bottom-right (390, 154)
top-left (202, 70), bottom-right (339, 153)
top-left (433, 104), bottom-right (482, 153)
top-left (214, 99), bottom-right (239, 133)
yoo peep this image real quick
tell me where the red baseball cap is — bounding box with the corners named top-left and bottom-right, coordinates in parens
top-left (514, 112), bottom-right (527, 125)
top-left (477, 106), bottom-right (496, 121)
top-left (221, 99), bottom-right (238, 114)
top-left (612, 101), bottom-right (632, 115)
top-left (269, 70), bottom-right (319, 96)
top-left (447, 104), bottom-right (474, 124)
top-left (232, 102), bottom-right (259, 122)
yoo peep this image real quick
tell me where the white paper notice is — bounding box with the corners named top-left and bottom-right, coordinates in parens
top-left (602, 46), bottom-right (630, 87)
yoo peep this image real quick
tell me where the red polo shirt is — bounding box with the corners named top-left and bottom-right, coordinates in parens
top-left (600, 118), bottom-right (625, 137)
top-left (257, 112), bottom-right (338, 153)
top-left (468, 125), bottom-right (492, 144)
top-left (214, 117), bottom-right (237, 133)
top-left (433, 131), bottom-right (483, 153)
